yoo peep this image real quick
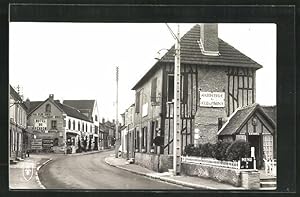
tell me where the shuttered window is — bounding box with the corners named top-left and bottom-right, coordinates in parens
top-left (135, 91), bottom-right (140, 113)
top-left (151, 77), bottom-right (157, 102)
top-left (167, 75), bottom-right (174, 102)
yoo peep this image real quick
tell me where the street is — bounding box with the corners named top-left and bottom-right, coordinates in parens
top-left (38, 150), bottom-right (190, 189)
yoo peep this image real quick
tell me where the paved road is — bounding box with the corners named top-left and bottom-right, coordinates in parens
top-left (39, 150), bottom-right (189, 189)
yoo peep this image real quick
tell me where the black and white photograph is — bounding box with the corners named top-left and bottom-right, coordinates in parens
top-left (9, 22), bottom-right (277, 190)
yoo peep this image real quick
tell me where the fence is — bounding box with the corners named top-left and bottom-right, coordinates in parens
top-left (181, 156), bottom-right (240, 169)
top-left (264, 159), bottom-right (276, 176)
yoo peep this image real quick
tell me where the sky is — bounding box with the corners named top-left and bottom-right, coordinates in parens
top-left (9, 23), bottom-right (276, 122)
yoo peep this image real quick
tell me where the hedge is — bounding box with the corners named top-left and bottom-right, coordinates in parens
top-left (184, 140), bottom-right (251, 161)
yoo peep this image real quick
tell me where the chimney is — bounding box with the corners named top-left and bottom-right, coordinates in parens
top-left (112, 119), bottom-right (115, 124)
top-left (199, 23), bottom-right (219, 56)
top-left (49, 94), bottom-right (54, 100)
top-left (25, 98), bottom-right (30, 110)
top-left (102, 118), bottom-right (105, 123)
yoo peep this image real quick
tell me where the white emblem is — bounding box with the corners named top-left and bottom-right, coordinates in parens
top-left (22, 161), bottom-right (34, 181)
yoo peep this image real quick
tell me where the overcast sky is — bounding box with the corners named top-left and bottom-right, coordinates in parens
top-left (9, 23), bottom-right (276, 122)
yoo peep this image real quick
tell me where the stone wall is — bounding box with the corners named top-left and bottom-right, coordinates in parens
top-left (181, 162), bottom-right (260, 189)
top-left (135, 153), bottom-right (173, 172)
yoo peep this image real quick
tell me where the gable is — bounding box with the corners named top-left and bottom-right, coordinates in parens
top-left (28, 99), bottom-right (63, 117)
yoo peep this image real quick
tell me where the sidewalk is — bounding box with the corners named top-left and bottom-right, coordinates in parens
top-left (9, 149), bottom-right (112, 189)
top-left (9, 154), bottom-right (56, 189)
top-left (105, 155), bottom-right (245, 190)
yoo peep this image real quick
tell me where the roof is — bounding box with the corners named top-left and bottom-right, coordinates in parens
top-left (63, 100), bottom-right (95, 119)
top-left (27, 101), bottom-right (42, 114)
top-left (218, 103), bottom-right (276, 136)
top-left (261, 106), bottom-right (277, 123)
top-left (132, 24), bottom-right (262, 90)
top-left (10, 85), bottom-right (28, 110)
top-left (28, 99), bottom-right (92, 122)
top-left (56, 102), bottom-right (92, 122)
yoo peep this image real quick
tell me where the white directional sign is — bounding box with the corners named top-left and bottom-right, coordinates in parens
top-left (199, 91), bottom-right (225, 107)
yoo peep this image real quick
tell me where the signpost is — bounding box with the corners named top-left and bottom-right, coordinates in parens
top-left (31, 139), bottom-right (42, 150)
top-left (240, 157), bottom-right (255, 169)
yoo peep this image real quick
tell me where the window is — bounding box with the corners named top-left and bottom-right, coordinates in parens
top-left (78, 122), bottom-right (80, 131)
top-left (95, 126), bottom-right (98, 134)
top-left (95, 115), bottom-right (98, 122)
top-left (45, 104), bottom-right (51, 112)
top-left (135, 91), bottom-right (140, 113)
top-left (73, 120), bottom-right (75, 130)
top-left (150, 121), bottom-right (155, 147)
top-left (82, 123), bottom-right (84, 132)
top-left (86, 123), bottom-right (87, 132)
top-left (51, 120), bottom-right (57, 130)
top-left (151, 77), bottom-right (157, 102)
top-left (142, 126), bottom-right (147, 151)
top-left (167, 75), bottom-right (174, 102)
top-left (90, 125), bottom-right (92, 133)
top-left (68, 120), bottom-right (71, 129)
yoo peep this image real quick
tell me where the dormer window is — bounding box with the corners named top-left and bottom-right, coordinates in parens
top-left (46, 104), bottom-right (51, 112)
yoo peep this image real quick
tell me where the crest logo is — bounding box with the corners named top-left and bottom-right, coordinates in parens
top-left (22, 162), bottom-right (34, 181)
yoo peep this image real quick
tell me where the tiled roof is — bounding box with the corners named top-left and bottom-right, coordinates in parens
top-left (28, 99), bottom-right (92, 122)
top-left (63, 100), bottom-right (95, 119)
top-left (55, 101), bottom-right (92, 122)
top-left (27, 101), bottom-right (42, 114)
top-left (261, 106), bottom-right (277, 124)
top-left (218, 103), bottom-right (276, 136)
top-left (132, 24), bottom-right (262, 90)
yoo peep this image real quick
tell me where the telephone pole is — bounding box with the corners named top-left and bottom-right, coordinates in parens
top-left (173, 24), bottom-right (181, 175)
top-left (115, 66), bottom-right (120, 158)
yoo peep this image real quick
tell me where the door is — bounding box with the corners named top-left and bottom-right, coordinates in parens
top-left (248, 135), bottom-right (262, 169)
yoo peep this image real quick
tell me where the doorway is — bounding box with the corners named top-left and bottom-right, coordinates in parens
top-left (248, 135), bottom-right (262, 169)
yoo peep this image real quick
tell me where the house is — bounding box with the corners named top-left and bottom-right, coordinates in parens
top-left (130, 23), bottom-right (266, 171)
top-left (217, 104), bottom-right (276, 169)
top-left (9, 85), bottom-right (29, 162)
top-left (99, 118), bottom-right (117, 149)
top-left (63, 100), bottom-right (100, 150)
top-left (27, 94), bottom-right (93, 154)
top-left (119, 104), bottom-right (135, 159)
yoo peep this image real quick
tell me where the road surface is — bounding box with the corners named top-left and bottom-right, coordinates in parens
top-left (39, 150), bottom-right (190, 189)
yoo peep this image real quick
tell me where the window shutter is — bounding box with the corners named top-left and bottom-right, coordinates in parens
top-left (151, 77), bottom-right (157, 102)
top-left (135, 91), bottom-right (140, 113)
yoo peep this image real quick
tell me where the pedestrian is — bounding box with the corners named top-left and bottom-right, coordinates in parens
top-left (26, 150), bottom-right (30, 157)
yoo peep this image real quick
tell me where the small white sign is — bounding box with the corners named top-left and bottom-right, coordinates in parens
top-left (142, 103), bottom-right (148, 117)
top-left (200, 91), bottom-right (225, 107)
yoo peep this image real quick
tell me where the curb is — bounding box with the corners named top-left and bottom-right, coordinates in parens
top-left (66, 149), bottom-right (113, 157)
top-left (35, 158), bottom-right (52, 189)
top-left (104, 157), bottom-right (212, 189)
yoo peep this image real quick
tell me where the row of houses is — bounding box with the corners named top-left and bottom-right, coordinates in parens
top-left (9, 87), bottom-right (116, 162)
top-left (118, 23), bottom-right (277, 172)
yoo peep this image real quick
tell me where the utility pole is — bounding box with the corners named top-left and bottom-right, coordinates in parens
top-left (115, 66), bottom-right (119, 158)
top-left (173, 24), bottom-right (181, 176)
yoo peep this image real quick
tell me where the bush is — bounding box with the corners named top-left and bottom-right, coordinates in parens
top-left (199, 143), bottom-right (215, 158)
top-left (225, 140), bottom-right (250, 161)
top-left (184, 144), bottom-right (196, 156)
top-left (215, 140), bottom-right (231, 161)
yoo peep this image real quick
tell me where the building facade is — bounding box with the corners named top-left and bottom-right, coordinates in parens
top-left (27, 94), bottom-right (93, 153)
top-left (9, 85), bottom-right (29, 161)
top-left (63, 100), bottom-right (100, 150)
top-left (128, 23), bottom-right (274, 171)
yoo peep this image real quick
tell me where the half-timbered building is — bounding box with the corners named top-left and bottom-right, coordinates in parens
top-left (130, 23), bottom-right (272, 171)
